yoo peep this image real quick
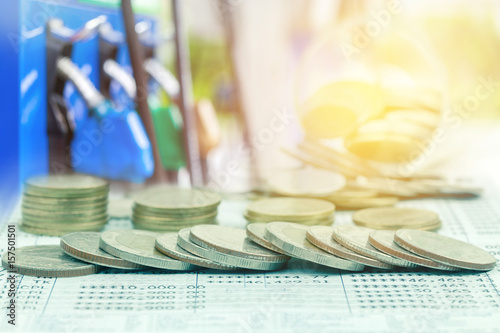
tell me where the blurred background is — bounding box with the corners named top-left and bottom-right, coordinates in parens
top-left (2, 0), bottom-right (500, 221)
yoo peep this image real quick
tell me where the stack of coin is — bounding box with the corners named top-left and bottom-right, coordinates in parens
top-left (2, 223), bottom-right (496, 277)
top-left (262, 222), bottom-right (496, 272)
top-left (244, 197), bottom-right (335, 226)
top-left (132, 186), bottom-right (221, 232)
top-left (21, 174), bottom-right (109, 236)
top-left (352, 207), bottom-right (441, 231)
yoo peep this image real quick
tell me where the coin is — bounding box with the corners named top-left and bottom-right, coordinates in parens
top-left (353, 207), bottom-right (440, 230)
top-left (22, 205), bottom-right (107, 217)
top-left (246, 223), bottom-right (288, 254)
top-left (356, 119), bottom-right (433, 141)
top-left (22, 211), bottom-right (108, 222)
top-left (332, 197), bottom-right (399, 210)
top-left (22, 199), bottom-right (107, 211)
top-left (348, 177), bottom-right (416, 197)
top-left (368, 230), bottom-right (459, 271)
top-left (133, 210), bottom-right (217, 222)
top-left (327, 189), bottom-right (379, 200)
top-left (246, 197), bottom-right (335, 221)
top-left (332, 225), bottom-right (417, 267)
top-left (21, 174), bottom-right (109, 236)
top-left (61, 232), bottom-right (145, 270)
top-left (300, 81), bottom-right (385, 138)
top-left (21, 219), bottom-right (107, 230)
top-left (188, 225), bottom-right (289, 270)
top-left (265, 222), bottom-right (364, 271)
top-left (134, 221), bottom-right (217, 233)
top-left (25, 174), bottom-right (109, 198)
top-left (394, 229), bottom-right (497, 271)
top-left (244, 212), bottom-right (334, 225)
top-left (99, 230), bottom-right (196, 271)
top-left (177, 228), bottom-right (226, 261)
top-left (384, 109), bottom-right (440, 129)
top-left (155, 233), bottom-right (238, 270)
top-left (306, 226), bottom-right (394, 269)
top-left (133, 186), bottom-right (221, 213)
top-left (20, 222), bottom-right (105, 236)
top-left (383, 86), bottom-right (442, 112)
top-left (266, 167), bottom-right (346, 197)
top-left (344, 132), bottom-right (423, 163)
top-left (1, 245), bottom-right (99, 277)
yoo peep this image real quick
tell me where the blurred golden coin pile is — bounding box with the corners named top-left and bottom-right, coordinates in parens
top-left (300, 80), bottom-right (442, 164)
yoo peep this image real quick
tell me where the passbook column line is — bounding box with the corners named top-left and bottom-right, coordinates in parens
top-left (338, 270), bottom-right (352, 315)
top-left (42, 278), bottom-right (57, 315)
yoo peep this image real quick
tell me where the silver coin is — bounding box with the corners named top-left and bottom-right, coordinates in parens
top-left (395, 229), bottom-right (497, 271)
top-left (177, 228), bottom-right (226, 260)
top-left (246, 223), bottom-right (288, 254)
top-left (20, 222), bottom-right (106, 236)
top-left (306, 226), bottom-right (394, 269)
top-left (1, 245), bottom-right (99, 277)
top-left (332, 225), bottom-right (417, 268)
top-left (60, 232), bottom-right (145, 270)
top-left (23, 194), bottom-right (108, 206)
top-left (133, 208), bottom-right (217, 221)
top-left (155, 233), bottom-right (238, 270)
top-left (352, 207), bottom-right (440, 230)
top-left (22, 205), bottom-right (107, 218)
top-left (188, 225), bottom-right (289, 270)
top-left (246, 197), bottom-right (335, 221)
top-left (99, 230), bottom-right (196, 271)
top-left (134, 186), bottom-right (221, 213)
top-left (265, 222), bottom-right (364, 271)
top-left (368, 230), bottom-right (459, 271)
top-left (25, 174), bottom-right (109, 192)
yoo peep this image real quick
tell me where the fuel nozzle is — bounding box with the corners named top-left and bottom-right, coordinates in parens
top-left (46, 17), bottom-right (154, 182)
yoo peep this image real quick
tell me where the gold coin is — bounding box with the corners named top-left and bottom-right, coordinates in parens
top-left (384, 109), bottom-right (440, 129)
top-left (383, 86), bottom-right (442, 112)
top-left (356, 119), bottom-right (433, 141)
top-left (301, 81), bottom-right (385, 138)
top-left (344, 132), bottom-right (422, 163)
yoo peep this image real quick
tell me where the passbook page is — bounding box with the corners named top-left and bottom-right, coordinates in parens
top-left (1, 193), bottom-right (499, 332)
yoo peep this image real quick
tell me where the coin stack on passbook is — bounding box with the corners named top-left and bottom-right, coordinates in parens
top-left (131, 186), bottom-right (221, 232)
top-left (20, 174), bottom-right (109, 236)
top-left (3, 207), bottom-right (496, 277)
top-left (244, 197), bottom-right (335, 226)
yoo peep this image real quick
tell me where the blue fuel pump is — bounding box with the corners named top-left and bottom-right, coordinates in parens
top-left (46, 18), bottom-right (154, 182)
